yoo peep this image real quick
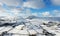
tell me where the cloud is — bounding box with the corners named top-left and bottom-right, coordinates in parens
top-left (14, 9), bottom-right (38, 18)
top-left (21, 9), bottom-right (32, 18)
top-left (32, 13), bottom-right (38, 16)
top-left (0, 0), bottom-right (45, 9)
top-left (14, 9), bottom-right (60, 17)
top-left (51, 0), bottom-right (60, 6)
top-left (10, 9), bottom-right (22, 15)
top-left (0, 0), bottom-right (45, 18)
top-left (23, 0), bottom-right (45, 9)
top-left (39, 10), bottom-right (60, 17)
top-left (0, 7), bottom-right (11, 16)
top-left (41, 12), bottom-right (52, 17)
top-left (0, 0), bottom-right (60, 18)
top-left (0, 0), bottom-right (23, 6)
top-left (52, 10), bottom-right (60, 17)
top-left (0, 2), bottom-right (3, 6)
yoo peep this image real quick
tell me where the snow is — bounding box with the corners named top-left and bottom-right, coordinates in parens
top-left (28, 29), bottom-right (37, 35)
top-left (8, 29), bottom-right (29, 36)
top-left (0, 26), bottom-right (12, 35)
top-left (0, 16), bottom-right (60, 36)
top-left (0, 27), bottom-right (5, 30)
top-left (0, 26), bottom-right (12, 32)
top-left (15, 25), bottom-right (25, 30)
top-left (35, 29), bottom-right (43, 33)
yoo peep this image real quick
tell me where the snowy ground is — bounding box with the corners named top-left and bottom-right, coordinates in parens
top-left (0, 17), bottom-right (60, 36)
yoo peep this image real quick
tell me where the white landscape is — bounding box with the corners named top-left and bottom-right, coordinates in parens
top-left (0, 0), bottom-right (60, 36)
top-left (0, 16), bottom-right (60, 36)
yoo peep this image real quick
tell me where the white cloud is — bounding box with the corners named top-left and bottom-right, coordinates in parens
top-left (10, 9), bottom-right (21, 15)
top-left (0, 2), bottom-right (3, 6)
top-left (0, 0), bottom-right (45, 9)
top-left (51, 0), bottom-right (60, 6)
top-left (0, 0), bottom-right (23, 6)
top-left (0, 0), bottom-right (60, 17)
top-left (6, 8), bottom-right (31, 18)
top-left (52, 10), bottom-right (60, 17)
top-left (22, 9), bottom-right (32, 18)
top-left (32, 13), bottom-right (38, 16)
top-left (41, 12), bottom-right (52, 17)
top-left (0, 7), bottom-right (11, 16)
top-left (14, 9), bottom-right (38, 18)
top-left (23, 0), bottom-right (45, 9)
top-left (0, 0), bottom-right (45, 18)
top-left (40, 10), bottom-right (60, 17)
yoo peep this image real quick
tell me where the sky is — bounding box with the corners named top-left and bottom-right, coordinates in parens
top-left (0, 0), bottom-right (60, 18)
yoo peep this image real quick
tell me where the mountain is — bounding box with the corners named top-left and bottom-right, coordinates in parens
top-left (27, 15), bottom-right (60, 21)
top-left (26, 15), bottom-right (40, 19)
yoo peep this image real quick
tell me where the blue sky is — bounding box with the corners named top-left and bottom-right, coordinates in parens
top-left (0, 0), bottom-right (60, 17)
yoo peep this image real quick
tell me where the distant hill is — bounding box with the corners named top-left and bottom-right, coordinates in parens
top-left (27, 15), bottom-right (60, 21)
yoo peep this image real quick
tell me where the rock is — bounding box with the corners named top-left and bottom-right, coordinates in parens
top-left (43, 29), bottom-right (55, 36)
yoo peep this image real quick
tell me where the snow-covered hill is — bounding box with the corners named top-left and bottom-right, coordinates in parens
top-left (0, 16), bottom-right (60, 36)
